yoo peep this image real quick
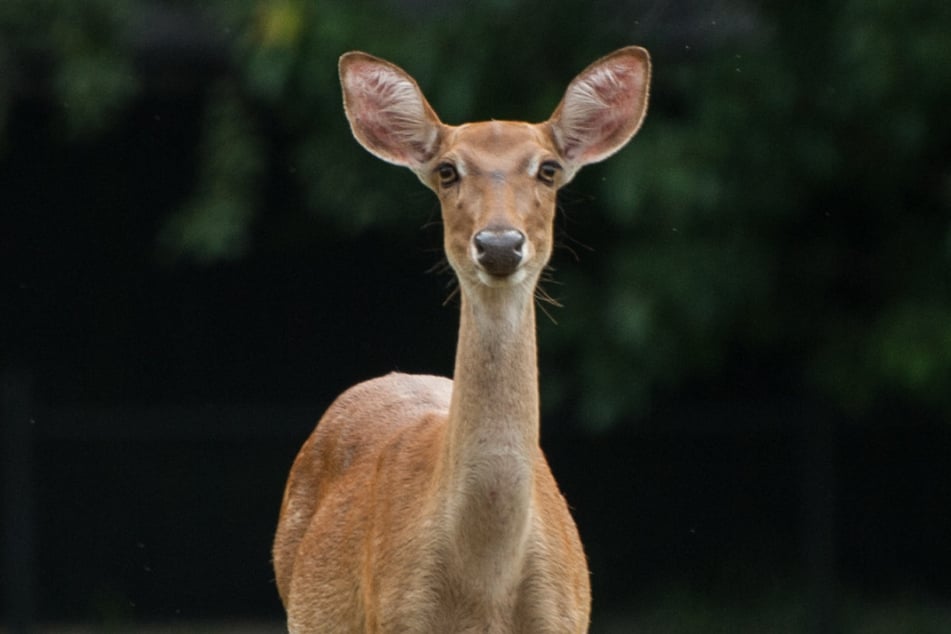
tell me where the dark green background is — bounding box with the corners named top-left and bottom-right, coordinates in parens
top-left (2, 1), bottom-right (949, 631)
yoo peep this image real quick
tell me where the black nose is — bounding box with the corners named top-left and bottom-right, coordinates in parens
top-left (473, 228), bottom-right (525, 277)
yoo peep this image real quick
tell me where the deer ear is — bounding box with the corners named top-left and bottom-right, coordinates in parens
top-left (548, 46), bottom-right (651, 169)
top-left (339, 52), bottom-right (443, 169)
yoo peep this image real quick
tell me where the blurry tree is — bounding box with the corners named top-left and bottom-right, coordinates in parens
top-left (2, 0), bottom-right (949, 428)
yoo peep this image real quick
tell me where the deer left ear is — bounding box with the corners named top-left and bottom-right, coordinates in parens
top-left (339, 52), bottom-right (444, 169)
top-left (548, 46), bottom-right (651, 170)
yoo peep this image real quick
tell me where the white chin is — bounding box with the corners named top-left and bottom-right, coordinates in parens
top-left (476, 268), bottom-right (529, 288)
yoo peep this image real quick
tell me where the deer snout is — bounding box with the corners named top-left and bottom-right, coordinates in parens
top-left (473, 228), bottom-right (526, 278)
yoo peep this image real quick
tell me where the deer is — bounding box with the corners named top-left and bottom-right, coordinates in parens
top-left (272, 46), bottom-right (651, 633)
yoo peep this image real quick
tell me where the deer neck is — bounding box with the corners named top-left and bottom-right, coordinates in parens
top-left (441, 283), bottom-right (540, 579)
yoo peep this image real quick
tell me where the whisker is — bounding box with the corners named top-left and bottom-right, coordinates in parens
top-left (426, 257), bottom-right (453, 276)
top-left (535, 292), bottom-right (560, 325)
top-left (424, 254), bottom-right (459, 306)
top-left (555, 241), bottom-right (581, 263)
top-left (560, 231), bottom-right (595, 255)
top-left (535, 283), bottom-right (564, 307)
top-left (539, 266), bottom-right (565, 287)
top-left (442, 283), bottom-right (460, 307)
top-left (421, 218), bottom-right (443, 231)
top-left (534, 262), bottom-right (564, 325)
top-left (419, 200), bottom-right (442, 231)
top-left (554, 197), bottom-right (596, 264)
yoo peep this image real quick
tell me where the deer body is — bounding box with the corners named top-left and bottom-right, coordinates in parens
top-left (274, 47), bottom-right (650, 633)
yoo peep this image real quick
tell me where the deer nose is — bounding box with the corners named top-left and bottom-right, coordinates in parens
top-left (473, 228), bottom-right (526, 277)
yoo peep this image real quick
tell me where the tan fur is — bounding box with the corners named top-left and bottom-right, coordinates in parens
top-left (273, 47), bottom-right (651, 633)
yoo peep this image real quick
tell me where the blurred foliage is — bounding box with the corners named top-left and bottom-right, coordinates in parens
top-left (0, 0), bottom-right (139, 139)
top-left (2, 0), bottom-right (949, 428)
top-left (158, 84), bottom-right (263, 263)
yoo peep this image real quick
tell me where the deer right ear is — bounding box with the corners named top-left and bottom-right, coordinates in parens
top-left (548, 46), bottom-right (651, 172)
top-left (339, 52), bottom-right (443, 169)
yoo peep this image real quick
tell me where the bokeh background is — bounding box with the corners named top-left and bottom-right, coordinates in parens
top-left (2, 0), bottom-right (950, 631)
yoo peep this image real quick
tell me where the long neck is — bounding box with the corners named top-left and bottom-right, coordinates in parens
top-left (441, 284), bottom-right (540, 578)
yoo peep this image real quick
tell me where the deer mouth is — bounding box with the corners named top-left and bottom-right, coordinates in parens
top-left (474, 266), bottom-right (530, 288)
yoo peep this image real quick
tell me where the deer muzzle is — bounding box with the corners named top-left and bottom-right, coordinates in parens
top-left (473, 228), bottom-right (526, 278)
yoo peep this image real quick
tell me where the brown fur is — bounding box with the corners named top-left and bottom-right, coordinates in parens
top-left (273, 47), bottom-right (651, 633)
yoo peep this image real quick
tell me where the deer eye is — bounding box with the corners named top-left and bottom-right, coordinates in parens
top-left (436, 163), bottom-right (459, 187)
top-left (537, 161), bottom-right (561, 185)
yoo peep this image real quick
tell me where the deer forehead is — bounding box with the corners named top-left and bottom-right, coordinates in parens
top-left (443, 121), bottom-right (558, 178)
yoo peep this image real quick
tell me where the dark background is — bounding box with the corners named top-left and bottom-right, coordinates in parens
top-left (2, 1), bottom-right (950, 631)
